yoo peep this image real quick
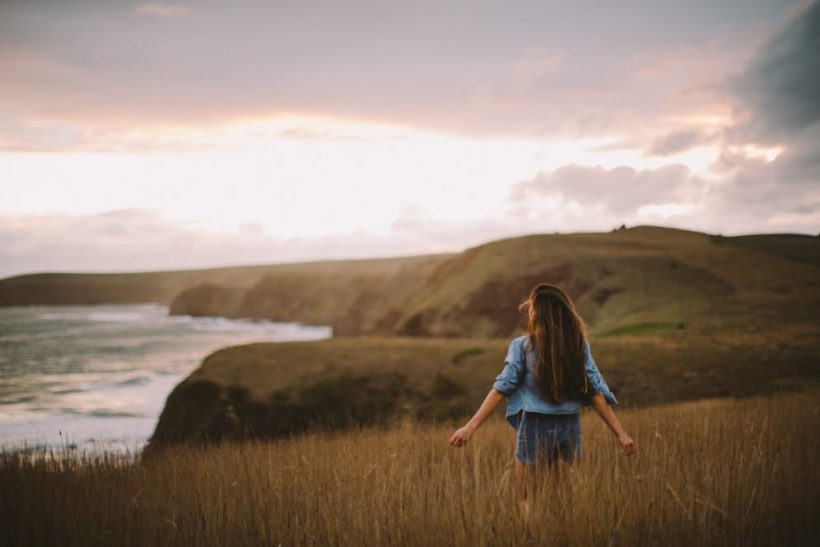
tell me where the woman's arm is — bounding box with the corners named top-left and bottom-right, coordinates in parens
top-left (584, 341), bottom-right (618, 405)
top-left (448, 388), bottom-right (505, 448)
top-left (590, 392), bottom-right (636, 455)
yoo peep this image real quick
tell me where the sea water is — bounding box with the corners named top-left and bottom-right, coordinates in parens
top-left (0, 304), bottom-right (332, 453)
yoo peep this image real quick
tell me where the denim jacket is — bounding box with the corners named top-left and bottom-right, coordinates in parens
top-left (492, 335), bottom-right (618, 417)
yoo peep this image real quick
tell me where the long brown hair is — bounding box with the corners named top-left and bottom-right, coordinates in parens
top-left (520, 283), bottom-right (589, 404)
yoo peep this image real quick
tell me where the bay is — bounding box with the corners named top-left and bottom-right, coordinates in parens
top-left (0, 304), bottom-right (331, 453)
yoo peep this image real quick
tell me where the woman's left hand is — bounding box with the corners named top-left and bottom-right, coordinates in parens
top-left (618, 432), bottom-right (637, 455)
top-left (448, 425), bottom-right (474, 447)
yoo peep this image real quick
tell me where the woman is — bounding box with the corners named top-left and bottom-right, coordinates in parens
top-left (448, 283), bottom-right (636, 505)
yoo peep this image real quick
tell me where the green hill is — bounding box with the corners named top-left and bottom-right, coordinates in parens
top-left (391, 226), bottom-right (820, 337)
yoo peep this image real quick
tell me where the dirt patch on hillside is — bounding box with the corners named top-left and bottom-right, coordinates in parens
top-left (459, 263), bottom-right (595, 337)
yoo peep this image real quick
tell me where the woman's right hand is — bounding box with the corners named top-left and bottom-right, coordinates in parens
top-left (618, 432), bottom-right (637, 455)
top-left (448, 425), bottom-right (474, 448)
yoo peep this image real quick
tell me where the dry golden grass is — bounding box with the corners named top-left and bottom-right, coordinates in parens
top-left (2, 391), bottom-right (818, 546)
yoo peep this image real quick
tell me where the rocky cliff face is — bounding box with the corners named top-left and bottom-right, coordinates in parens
top-left (150, 337), bottom-right (506, 444)
top-left (167, 254), bottom-right (450, 334)
top-left (168, 283), bottom-right (244, 317)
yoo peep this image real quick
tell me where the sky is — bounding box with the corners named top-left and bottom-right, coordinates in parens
top-left (1, 0), bottom-right (818, 277)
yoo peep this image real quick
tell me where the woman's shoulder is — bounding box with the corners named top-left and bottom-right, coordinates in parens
top-left (510, 334), bottom-right (532, 356)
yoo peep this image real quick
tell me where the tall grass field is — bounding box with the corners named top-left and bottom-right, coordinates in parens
top-left (2, 391), bottom-right (817, 546)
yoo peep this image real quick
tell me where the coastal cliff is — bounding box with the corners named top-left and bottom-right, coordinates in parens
top-left (150, 231), bottom-right (820, 444)
top-left (168, 253), bottom-right (447, 335)
top-left (4, 226), bottom-right (819, 445)
top-left (164, 226), bottom-right (820, 338)
top-left (151, 337), bottom-right (505, 443)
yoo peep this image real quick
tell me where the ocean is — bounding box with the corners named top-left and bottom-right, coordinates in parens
top-left (0, 304), bottom-right (331, 453)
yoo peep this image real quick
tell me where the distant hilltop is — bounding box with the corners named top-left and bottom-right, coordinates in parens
top-left (1, 226), bottom-right (818, 338)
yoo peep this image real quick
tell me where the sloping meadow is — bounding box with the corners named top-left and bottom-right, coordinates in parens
top-left (2, 391), bottom-right (817, 546)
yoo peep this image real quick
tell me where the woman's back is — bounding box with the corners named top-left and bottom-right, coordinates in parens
top-left (493, 335), bottom-right (618, 417)
top-left (449, 283), bottom-right (635, 477)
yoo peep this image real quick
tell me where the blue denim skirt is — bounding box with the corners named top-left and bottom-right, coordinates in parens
top-left (506, 410), bottom-right (582, 465)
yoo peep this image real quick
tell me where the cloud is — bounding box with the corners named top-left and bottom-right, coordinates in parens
top-left (709, 161), bottom-right (820, 232)
top-left (0, 209), bottom-right (461, 278)
top-left (729, 0), bottom-right (820, 143)
top-left (2, 155), bottom-right (817, 280)
top-left (0, 114), bottom-right (92, 152)
top-left (711, 126), bottom-right (820, 223)
top-left (509, 159), bottom-right (819, 235)
top-left (716, 0), bottom-right (820, 230)
top-left (0, 0), bottom-right (788, 148)
top-left (510, 164), bottom-right (694, 217)
top-left (648, 129), bottom-right (714, 156)
top-left (509, 51), bottom-right (563, 90)
top-left (134, 3), bottom-right (190, 17)
top-left (0, 0), bottom-right (816, 267)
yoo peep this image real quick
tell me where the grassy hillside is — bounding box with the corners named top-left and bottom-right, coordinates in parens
top-left (2, 226), bottom-right (818, 338)
top-left (170, 226), bottom-right (820, 338)
top-left (186, 253), bottom-right (448, 335)
top-left (150, 331), bottom-right (819, 444)
top-left (4, 392), bottom-right (818, 546)
top-left (711, 232), bottom-right (820, 267)
top-left (391, 226), bottom-right (820, 337)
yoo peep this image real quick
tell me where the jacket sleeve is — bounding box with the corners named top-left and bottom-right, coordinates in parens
top-left (584, 340), bottom-right (618, 405)
top-left (492, 338), bottom-right (526, 395)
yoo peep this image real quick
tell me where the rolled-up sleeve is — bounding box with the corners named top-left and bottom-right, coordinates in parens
top-left (584, 340), bottom-right (618, 405)
top-left (492, 338), bottom-right (526, 395)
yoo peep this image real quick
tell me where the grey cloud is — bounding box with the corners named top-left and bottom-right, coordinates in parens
top-left (719, 0), bottom-right (820, 224)
top-left (510, 160), bottom-right (819, 235)
top-left (669, 0), bottom-right (820, 238)
top-left (709, 157), bottom-right (820, 231)
top-left (730, 0), bottom-right (820, 142)
top-left (648, 129), bottom-right (714, 156)
top-left (763, 123), bottom-right (820, 184)
top-left (712, 123), bottom-right (820, 222)
top-left (511, 164), bottom-right (692, 216)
